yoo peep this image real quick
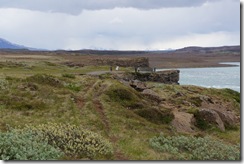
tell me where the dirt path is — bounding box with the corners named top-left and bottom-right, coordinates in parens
top-left (86, 71), bottom-right (111, 75)
top-left (86, 71), bottom-right (124, 76)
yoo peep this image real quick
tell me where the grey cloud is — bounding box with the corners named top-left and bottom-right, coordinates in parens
top-left (0, 0), bottom-right (219, 14)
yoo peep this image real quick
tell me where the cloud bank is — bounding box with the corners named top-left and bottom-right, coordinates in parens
top-left (0, 0), bottom-right (240, 50)
top-left (0, 0), bottom-right (220, 14)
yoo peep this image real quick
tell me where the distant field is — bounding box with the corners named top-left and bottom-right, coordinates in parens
top-left (0, 46), bottom-right (240, 69)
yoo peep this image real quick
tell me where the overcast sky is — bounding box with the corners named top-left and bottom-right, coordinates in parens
top-left (0, 0), bottom-right (240, 50)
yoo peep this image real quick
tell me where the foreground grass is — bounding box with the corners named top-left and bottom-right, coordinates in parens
top-left (0, 60), bottom-right (240, 160)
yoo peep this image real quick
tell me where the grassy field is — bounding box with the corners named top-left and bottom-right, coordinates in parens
top-left (0, 54), bottom-right (240, 160)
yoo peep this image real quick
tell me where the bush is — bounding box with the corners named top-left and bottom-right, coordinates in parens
top-left (62, 74), bottom-right (76, 79)
top-left (64, 83), bottom-right (82, 92)
top-left (194, 111), bottom-right (211, 130)
top-left (23, 123), bottom-right (113, 159)
top-left (0, 129), bottom-right (62, 160)
top-left (26, 74), bottom-right (63, 87)
top-left (149, 134), bottom-right (240, 160)
top-left (135, 108), bottom-right (174, 124)
top-left (0, 79), bottom-right (9, 90)
top-left (106, 86), bottom-right (141, 108)
top-left (1, 94), bottom-right (46, 111)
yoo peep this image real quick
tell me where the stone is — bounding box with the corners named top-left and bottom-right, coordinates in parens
top-left (142, 89), bottom-right (163, 103)
top-left (171, 112), bottom-right (195, 133)
top-left (198, 108), bottom-right (225, 131)
top-left (213, 109), bottom-right (238, 126)
top-left (129, 80), bottom-right (147, 92)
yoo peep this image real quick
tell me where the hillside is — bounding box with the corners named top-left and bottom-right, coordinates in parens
top-left (0, 54), bottom-right (240, 160)
top-left (175, 46), bottom-right (240, 54)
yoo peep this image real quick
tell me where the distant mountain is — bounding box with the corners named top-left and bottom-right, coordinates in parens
top-left (0, 38), bottom-right (30, 50)
top-left (175, 45), bottom-right (240, 54)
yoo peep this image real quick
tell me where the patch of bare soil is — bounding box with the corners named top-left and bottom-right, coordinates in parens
top-left (93, 99), bottom-right (110, 133)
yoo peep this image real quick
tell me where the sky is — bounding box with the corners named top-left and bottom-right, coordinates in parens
top-left (0, 0), bottom-right (240, 50)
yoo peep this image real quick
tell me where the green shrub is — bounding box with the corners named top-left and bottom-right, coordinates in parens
top-left (26, 74), bottom-right (63, 87)
top-left (135, 108), bottom-right (174, 124)
top-left (62, 73), bottom-right (76, 79)
top-left (0, 129), bottom-right (62, 160)
top-left (1, 94), bottom-right (46, 111)
top-left (23, 123), bottom-right (113, 159)
top-left (0, 79), bottom-right (9, 90)
top-left (188, 96), bottom-right (202, 107)
top-left (64, 83), bottom-right (82, 92)
top-left (149, 134), bottom-right (240, 160)
top-left (106, 86), bottom-right (141, 108)
top-left (187, 107), bottom-right (199, 115)
top-left (194, 111), bottom-right (211, 130)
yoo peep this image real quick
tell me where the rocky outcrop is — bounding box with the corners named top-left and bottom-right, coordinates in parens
top-left (112, 70), bottom-right (180, 92)
top-left (142, 89), bottom-right (163, 104)
top-left (129, 80), bottom-right (148, 92)
top-left (197, 108), bottom-right (225, 131)
top-left (133, 70), bottom-right (180, 84)
top-left (213, 109), bottom-right (238, 126)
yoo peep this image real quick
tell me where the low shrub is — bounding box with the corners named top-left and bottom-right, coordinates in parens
top-left (62, 73), bottom-right (76, 79)
top-left (64, 83), bottom-right (82, 92)
top-left (23, 123), bottom-right (113, 159)
top-left (188, 96), bottom-right (202, 107)
top-left (194, 111), bottom-right (211, 130)
top-left (135, 108), bottom-right (174, 124)
top-left (106, 86), bottom-right (141, 108)
top-left (0, 79), bottom-right (9, 90)
top-left (0, 129), bottom-right (62, 160)
top-left (1, 94), bottom-right (46, 111)
top-left (26, 74), bottom-right (63, 88)
top-left (149, 134), bottom-right (240, 160)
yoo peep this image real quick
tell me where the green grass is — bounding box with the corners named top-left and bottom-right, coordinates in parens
top-left (0, 59), bottom-right (240, 160)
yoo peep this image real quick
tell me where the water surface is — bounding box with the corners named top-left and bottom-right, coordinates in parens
top-left (157, 62), bottom-right (240, 92)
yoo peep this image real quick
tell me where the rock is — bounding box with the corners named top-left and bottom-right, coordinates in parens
top-left (200, 95), bottom-right (214, 104)
top-left (197, 108), bottom-right (225, 131)
top-left (212, 109), bottom-right (238, 126)
top-left (133, 70), bottom-right (180, 84)
top-left (171, 112), bottom-right (195, 133)
top-left (142, 89), bottom-right (163, 103)
top-left (129, 80), bottom-right (147, 92)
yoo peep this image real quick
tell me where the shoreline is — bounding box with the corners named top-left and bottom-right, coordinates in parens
top-left (156, 62), bottom-right (240, 70)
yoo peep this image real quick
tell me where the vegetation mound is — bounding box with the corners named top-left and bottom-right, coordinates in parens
top-left (0, 128), bottom-right (62, 160)
top-left (22, 123), bottom-right (113, 159)
top-left (149, 133), bottom-right (240, 160)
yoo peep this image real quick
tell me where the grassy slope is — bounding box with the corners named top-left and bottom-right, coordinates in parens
top-left (0, 59), bottom-right (240, 160)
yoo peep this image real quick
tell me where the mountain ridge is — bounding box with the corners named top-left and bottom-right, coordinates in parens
top-left (0, 37), bottom-right (240, 54)
top-left (0, 38), bottom-right (29, 50)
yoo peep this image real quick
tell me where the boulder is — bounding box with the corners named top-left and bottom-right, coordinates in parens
top-left (142, 89), bottom-right (163, 103)
top-left (197, 108), bottom-right (225, 131)
top-left (171, 112), bottom-right (195, 133)
top-left (213, 109), bottom-right (238, 127)
top-left (129, 80), bottom-right (147, 92)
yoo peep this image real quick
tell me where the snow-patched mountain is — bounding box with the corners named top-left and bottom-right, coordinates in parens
top-left (0, 38), bottom-right (29, 49)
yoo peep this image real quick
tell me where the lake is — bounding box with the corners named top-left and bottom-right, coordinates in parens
top-left (157, 62), bottom-right (240, 92)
